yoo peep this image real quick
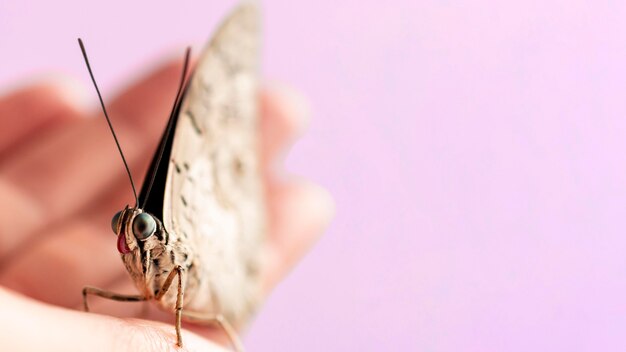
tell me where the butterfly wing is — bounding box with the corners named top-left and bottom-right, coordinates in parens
top-left (159, 3), bottom-right (265, 324)
top-left (137, 86), bottom-right (183, 221)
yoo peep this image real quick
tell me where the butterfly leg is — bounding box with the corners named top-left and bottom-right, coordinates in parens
top-left (182, 311), bottom-right (244, 352)
top-left (82, 286), bottom-right (146, 312)
top-left (154, 265), bottom-right (185, 347)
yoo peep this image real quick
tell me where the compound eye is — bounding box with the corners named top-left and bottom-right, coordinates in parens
top-left (111, 211), bottom-right (123, 234)
top-left (132, 213), bottom-right (156, 240)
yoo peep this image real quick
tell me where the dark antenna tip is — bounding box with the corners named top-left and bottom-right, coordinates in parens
top-left (78, 38), bottom-right (139, 207)
top-left (141, 47), bottom-right (192, 209)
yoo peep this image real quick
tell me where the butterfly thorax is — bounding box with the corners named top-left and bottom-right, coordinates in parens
top-left (113, 206), bottom-right (199, 308)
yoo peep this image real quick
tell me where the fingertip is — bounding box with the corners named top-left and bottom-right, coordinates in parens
top-left (268, 179), bottom-right (335, 261)
top-left (259, 84), bottom-right (312, 172)
top-left (25, 75), bottom-right (90, 112)
top-left (0, 288), bottom-right (225, 352)
top-left (0, 77), bottom-right (87, 118)
top-left (0, 79), bottom-right (87, 157)
top-left (263, 83), bottom-right (311, 133)
top-left (123, 318), bottom-right (226, 352)
top-left (262, 179), bottom-right (334, 293)
top-left (260, 83), bottom-right (311, 140)
top-left (298, 181), bottom-right (336, 230)
top-left (270, 178), bottom-right (335, 224)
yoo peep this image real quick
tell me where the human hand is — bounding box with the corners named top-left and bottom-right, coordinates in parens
top-left (0, 60), bottom-right (334, 351)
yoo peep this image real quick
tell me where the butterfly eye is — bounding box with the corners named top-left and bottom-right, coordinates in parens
top-left (111, 211), bottom-right (123, 234)
top-left (132, 213), bottom-right (156, 240)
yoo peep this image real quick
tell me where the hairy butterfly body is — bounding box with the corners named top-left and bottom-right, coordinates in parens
top-left (80, 3), bottom-right (265, 350)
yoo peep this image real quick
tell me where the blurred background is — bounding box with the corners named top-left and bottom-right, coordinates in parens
top-left (2, 0), bottom-right (626, 351)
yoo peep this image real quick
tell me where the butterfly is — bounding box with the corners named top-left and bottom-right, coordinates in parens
top-left (78, 3), bottom-right (265, 350)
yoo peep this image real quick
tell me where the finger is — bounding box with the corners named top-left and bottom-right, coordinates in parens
top-left (0, 165), bottom-right (150, 306)
top-left (261, 179), bottom-right (334, 293)
top-left (0, 180), bottom-right (46, 260)
top-left (2, 60), bottom-right (183, 216)
top-left (0, 60), bottom-right (185, 258)
top-left (0, 287), bottom-right (225, 352)
top-left (0, 218), bottom-right (122, 307)
top-left (259, 84), bottom-right (310, 170)
top-left (81, 277), bottom-right (238, 346)
top-left (0, 118), bottom-right (154, 262)
top-left (0, 81), bottom-right (84, 159)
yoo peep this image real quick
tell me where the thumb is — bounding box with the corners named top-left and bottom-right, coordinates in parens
top-left (0, 287), bottom-right (225, 352)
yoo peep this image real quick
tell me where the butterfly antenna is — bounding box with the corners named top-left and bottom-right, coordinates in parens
top-left (78, 38), bottom-right (139, 207)
top-left (141, 47), bottom-right (192, 209)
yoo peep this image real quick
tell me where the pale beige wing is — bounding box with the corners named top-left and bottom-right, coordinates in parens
top-left (163, 2), bottom-right (265, 324)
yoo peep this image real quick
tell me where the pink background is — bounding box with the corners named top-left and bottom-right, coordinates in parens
top-left (2, 1), bottom-right (626, 351)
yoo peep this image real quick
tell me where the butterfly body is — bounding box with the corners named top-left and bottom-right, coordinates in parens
top-left (81, 3), bottom-right (264, 348)
top-left (124, 1), bottom-right (263, 325)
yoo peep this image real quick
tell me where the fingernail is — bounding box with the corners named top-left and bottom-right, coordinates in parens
top-left (306, 182), bottom-right (336, 228)
top-left (46, 75), bottom-right (90, 112)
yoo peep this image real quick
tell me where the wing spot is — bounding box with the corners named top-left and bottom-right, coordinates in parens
top-left (233, 156), bottom-right (245, 176)
top-left (181, 195), bottom-right (188, 206)
top-left (186, 111), bottom-right (203, 135)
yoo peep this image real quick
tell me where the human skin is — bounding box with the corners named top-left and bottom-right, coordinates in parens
top-left (0, 59), bottom-right (334, 351)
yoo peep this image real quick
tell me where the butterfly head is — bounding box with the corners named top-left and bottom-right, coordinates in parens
top-left (110, 206), bottom-right (171, 297)
top-left (110, 206), bottom-right (160, 253)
